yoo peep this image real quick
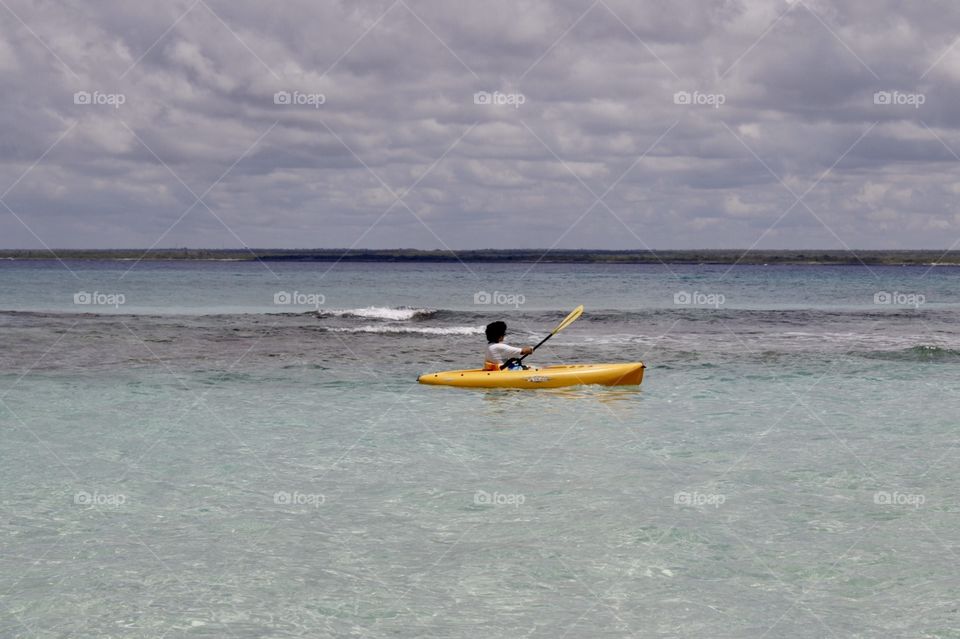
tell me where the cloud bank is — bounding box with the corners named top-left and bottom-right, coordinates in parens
top-left (2, 0), bottom-right (960, 249)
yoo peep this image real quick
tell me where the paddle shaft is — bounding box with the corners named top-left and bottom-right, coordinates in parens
top-left (519, 333), bottom-right (554, 362)
top-left (501, 305), bottom-right (583, 369)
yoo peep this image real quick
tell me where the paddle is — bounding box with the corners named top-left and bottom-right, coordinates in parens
top-left (500, 305), bottom-right (584, 370)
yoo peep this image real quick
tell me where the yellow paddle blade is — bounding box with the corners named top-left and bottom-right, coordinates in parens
top-left (551, 304), bottom-right (583, 335)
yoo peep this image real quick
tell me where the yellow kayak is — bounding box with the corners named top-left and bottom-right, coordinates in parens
top-left (417, 362), bottom-right (644, 389)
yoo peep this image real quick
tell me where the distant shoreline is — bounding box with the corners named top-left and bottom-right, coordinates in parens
top-left (2, 248), bottom-right (960, 265)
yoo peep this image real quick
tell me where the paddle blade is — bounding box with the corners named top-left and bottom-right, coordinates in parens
top-left (552, 304), bottom-right (583, 335)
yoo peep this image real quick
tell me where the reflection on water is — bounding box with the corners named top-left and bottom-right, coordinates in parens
top-left (475, 384), bottom-right (645, 425)
top-left (478, 385), bottom-right (643, 400)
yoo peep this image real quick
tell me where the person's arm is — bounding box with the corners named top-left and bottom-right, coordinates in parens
top-left (496, 343), bottom-right (525, 359)
top-left (521, 346), bottom-right (533, 355)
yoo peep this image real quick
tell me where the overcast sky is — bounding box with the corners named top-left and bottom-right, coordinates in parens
top-left (1, 0), bottom-right (960, 250)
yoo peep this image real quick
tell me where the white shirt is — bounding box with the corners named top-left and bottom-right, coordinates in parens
top-left (485, 342), bottom-right (523, 365)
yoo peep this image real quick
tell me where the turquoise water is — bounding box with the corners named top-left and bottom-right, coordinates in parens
top-left (1, 261), bottom-right (959, 638)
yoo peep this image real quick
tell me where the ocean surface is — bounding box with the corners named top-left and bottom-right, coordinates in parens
top-left (1, 259), bottom-right (958, 638)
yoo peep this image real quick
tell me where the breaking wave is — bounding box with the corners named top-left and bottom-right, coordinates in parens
top-left (317, 306), bottom-right (437, 321)
top-left (324, 325), bottom-right (483, 335)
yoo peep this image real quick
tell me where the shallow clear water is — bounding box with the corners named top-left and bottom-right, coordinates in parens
top-left (1, 261), bottom-right (958, 638)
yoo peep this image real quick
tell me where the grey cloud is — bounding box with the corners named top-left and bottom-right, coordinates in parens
top-left (1, 0), bottom-right (960, 249)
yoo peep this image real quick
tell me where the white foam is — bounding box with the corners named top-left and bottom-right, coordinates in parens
top-left (328, 325), bottom-right (482, 335)
top-left (319, 306), bottom-right (432, 321)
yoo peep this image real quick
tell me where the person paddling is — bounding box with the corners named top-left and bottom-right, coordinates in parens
top-left (484, 321), bottom-right (534, 370)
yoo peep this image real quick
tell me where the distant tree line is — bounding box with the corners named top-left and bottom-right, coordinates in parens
top-left (2, 248), bottom-right (960, 264)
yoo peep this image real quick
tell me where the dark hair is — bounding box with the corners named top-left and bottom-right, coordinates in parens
top-left (485, 321), bottom-right (507, 344)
